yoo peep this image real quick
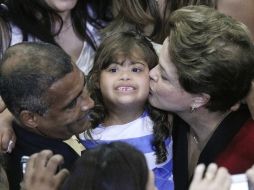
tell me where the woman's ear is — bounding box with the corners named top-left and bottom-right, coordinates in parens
top-left (191, 93), bottom-right (210, 109)
top-left (19, 110), bottom-right (39, 129)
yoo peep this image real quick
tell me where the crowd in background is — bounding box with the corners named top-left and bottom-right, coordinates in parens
top-left (1, 0), bottom-right (254, 190)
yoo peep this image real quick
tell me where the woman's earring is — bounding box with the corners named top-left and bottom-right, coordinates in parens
top-left (190, 106), bottom-right (196, 113)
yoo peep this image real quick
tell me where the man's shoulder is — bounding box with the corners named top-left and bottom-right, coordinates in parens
top-left (12, 122), bottom-right (79, 161)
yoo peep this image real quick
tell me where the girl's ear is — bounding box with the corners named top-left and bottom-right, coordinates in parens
top-left (19, 110), bottom-right (39, 129)
top-left (191, 93), bottom-right (210, 109)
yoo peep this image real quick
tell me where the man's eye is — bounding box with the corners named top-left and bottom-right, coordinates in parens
top-left (66, 99), bottom-right (77, 109)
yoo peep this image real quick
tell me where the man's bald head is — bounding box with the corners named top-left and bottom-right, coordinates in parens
top-left (0, 42), bottom-right (74, 118)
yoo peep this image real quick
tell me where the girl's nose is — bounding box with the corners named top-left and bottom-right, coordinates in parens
top-left (120, 70), bottom-right (131, 81)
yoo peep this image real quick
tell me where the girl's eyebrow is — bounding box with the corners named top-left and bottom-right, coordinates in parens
top-left (132, 60), bottom-right (146, 65)
top-left (110, 60), bottom-right (146, 66)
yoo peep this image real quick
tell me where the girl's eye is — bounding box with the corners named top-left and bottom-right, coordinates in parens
top-left (106, 64), bottom-right (118, 73)
top-left (132, 67), bottom-right (142, 72)
top-left (109, 68), bottom-right (117, 72)
top-left (106, 66), bottom-right (118, 73)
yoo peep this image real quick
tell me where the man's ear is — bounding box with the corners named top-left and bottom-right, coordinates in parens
top-left (191, 93), bottom-right (210, 109)
top-left (19, 110), bottom-right (39, 129)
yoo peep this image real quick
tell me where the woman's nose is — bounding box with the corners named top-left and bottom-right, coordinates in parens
top-left (149, 65), bottom-right (159, 82)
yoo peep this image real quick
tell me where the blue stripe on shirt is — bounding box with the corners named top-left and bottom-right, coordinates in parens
top-left (154, 158), bottom-right (174, 190)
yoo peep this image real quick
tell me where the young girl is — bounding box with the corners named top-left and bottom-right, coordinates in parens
top-left (79, 31), bottom-right (173, 190)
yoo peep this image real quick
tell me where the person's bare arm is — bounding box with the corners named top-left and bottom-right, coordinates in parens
top-left (0, 109), bottom-right (16, 152)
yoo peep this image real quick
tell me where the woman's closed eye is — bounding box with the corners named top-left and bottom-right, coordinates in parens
top-left (161, 74), bottom-right (168, 81)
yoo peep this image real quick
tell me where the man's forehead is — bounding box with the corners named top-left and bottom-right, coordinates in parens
top-left (43, 69), bottom-right (84, 109)
top-left (46, 67), bottom-right (84, 101)
top-left (50, 67), bottom-right (82, 88)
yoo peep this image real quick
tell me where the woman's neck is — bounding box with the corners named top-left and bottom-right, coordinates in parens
top-left (58, 11), bottom-right (71, 23)
top-left (181, 108), bottom-right (231, 178)
top-left (52, 11), bottom-right (72, 33)
top-left (178, 108), bottom-right (231, 148)
top-left (54, 11), bottom-right (83, 63)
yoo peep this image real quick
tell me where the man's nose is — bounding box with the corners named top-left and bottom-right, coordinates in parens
top-left (80, 96), bottom-right (94, 111)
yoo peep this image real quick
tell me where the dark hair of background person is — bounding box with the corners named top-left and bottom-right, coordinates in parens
top-left (0, 0), bottom-right (113, 50)
top-left (87, 31), bottom-right (171, 164)
top-left (104, 0), bottom-right (217, 44)
top-left (62, 142), bottom-right (149, 190)
top-left (155, 0), bottom-right (217, 42)
top-left (0, 42), bottom-right (74, 118)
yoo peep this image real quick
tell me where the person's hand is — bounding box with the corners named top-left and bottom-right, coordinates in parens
top-left (230, 102), bottom-right (240, 112)
top-left (189, 163), bottom-right (231, 190)
top-left (246, 165), bottom-right (254, 185)
top-left (246, 80), bottom-right (254, 120)
top-left (20, 150), bottom-right (69, 190)
top-left (0, 109), bottom-right (16, 153)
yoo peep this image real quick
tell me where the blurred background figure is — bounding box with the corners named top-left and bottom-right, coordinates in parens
top-left (62, 141), bottom-right (157, 190)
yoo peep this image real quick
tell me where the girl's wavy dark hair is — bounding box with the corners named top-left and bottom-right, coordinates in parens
top-left (87, 31), bottom-right (171, 163)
